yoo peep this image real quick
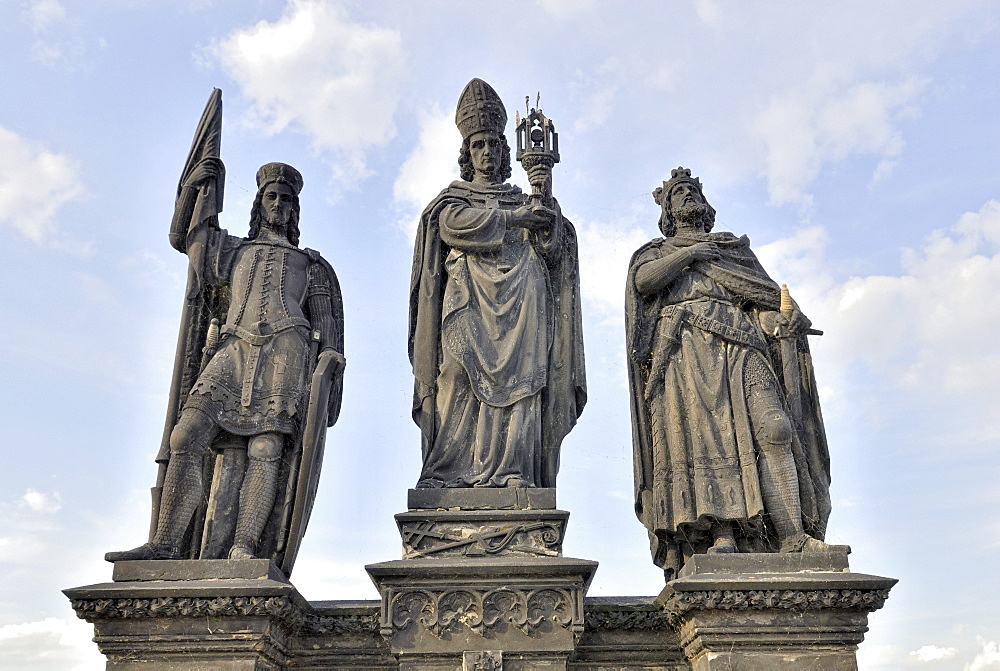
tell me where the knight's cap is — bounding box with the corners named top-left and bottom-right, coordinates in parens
top-left (256, 162), bottom-right (303, 195)
top-left (455, 78), bottom-right (507, 139)
top-left (653, 166), bottom-right (703, 206)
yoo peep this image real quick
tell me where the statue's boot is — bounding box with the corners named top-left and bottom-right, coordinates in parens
top-left (228, 456), bottom-right (280, 560)
top-left (105, 452), bottom-right (203, 562)
top-left (780, 533), bottom-right (841, 553)
top-left (104, 543), bottom-right (180, 562)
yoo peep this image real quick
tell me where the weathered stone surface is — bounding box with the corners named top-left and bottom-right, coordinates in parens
top-left (572, 597), bottom-right (687, 670)
top-left (65, 560), bottom-right (306, 669)
top-left (65, 560), bottom-right (893, 669)
top-left (105, 90), bottom-right (345, 576)
top-left (409, 78), bottom-right (585, 492)
top-left (111, 558), bottom-right (287, 582)
top-left (408, 487), bottom-right (557, 511)
top-left (661, 553), bottom-right (897, 670)
top-left (397, 509), bottom-right (569, 559)
top-left (367, 556), bottom-right (597, 669)
top-left (676, 546), bottom-right (851, 577)
top-left (628, 166), bottom-right (839, 575)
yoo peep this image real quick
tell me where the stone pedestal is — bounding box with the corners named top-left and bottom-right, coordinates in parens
top-left (367, 488), bottom-right (598, 670)
top-left (64, 559), bottom-right (309, 670)
top-left (368, 557), bottom-right (597, 670)
top-left (659, 550), bottom-right (896, 671)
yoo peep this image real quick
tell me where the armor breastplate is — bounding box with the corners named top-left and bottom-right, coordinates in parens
top-left (226, 242), bottom-right (310, 330)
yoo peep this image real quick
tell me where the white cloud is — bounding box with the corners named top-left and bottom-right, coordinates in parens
top-left (754, 77), bottom-right (924, 208)
top-left (0, 126), bottom-right (85, 242)
top-left (0, 617), bottom-right (104, 671)
top-left (30, 40), bottom-right (62, 67)
top-left (576, 214), bottom-right (651, 322)
top-left (291, 556), bottom-right (382, 600)
top-left (555, 2), bottom-right (980, 205)
top-left (911, 644), bottom-right (959, 662)
top-left (21, 489), bottom-right (61, 514)
top-left (857, 643), bottom-right (906, 669)
top-left (211, 0), bottom-right (405, 186)
top-left (392, 107), bottom-right (460, 236)
top-left (755, 201), bottom-right (1000, 443)
top-left (695, 0), bottom-right (722, 25)
top-left (968, 639), bottom-right (1000, 670)
top-left (24, 0), bottom-right (66, 32)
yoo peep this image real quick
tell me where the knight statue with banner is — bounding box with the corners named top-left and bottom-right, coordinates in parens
top-left (105, 89), bottom-right (345, 577)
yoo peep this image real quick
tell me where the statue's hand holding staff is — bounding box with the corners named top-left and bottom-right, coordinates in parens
top-left (184, 158), bottom-right (223, 188)
top-left (760, 309), bottom-right (812, 338)
top-left (526, 162), bottom-right (552, 195)
top-left (316, 348), bottom-right (346, 378)
top-left (512, 203), bottom-right (557, 231)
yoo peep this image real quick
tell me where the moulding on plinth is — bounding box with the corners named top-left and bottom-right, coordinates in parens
top-left (397, 508), bottom-right (569, 559)
top-left (65, 560), bottom-right (396, 670)
top-left (408, 487), bottom-right (557, 511)
top-left (572, 597), bottom-right (687, 670)
top-left (367, 556), bottom-right (598, 670)
top-left (65, 560), bottom-right (306, 670)
top-left (659, 550), bottom-right (897, 671)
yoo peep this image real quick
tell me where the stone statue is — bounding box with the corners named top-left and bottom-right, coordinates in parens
top-left (626, 167), bottom-right (835, 579)
top-left (106, 90), bottom-right (344, 575)
top-left (408, 78), bottom-right (586, 489)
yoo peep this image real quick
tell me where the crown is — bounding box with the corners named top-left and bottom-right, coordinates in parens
top-left (653, 166), bottom-right (703, 205)
top-left (455, 78), bottom-right (507, 139)
top-left (256, 162), bottom-right (303, 195)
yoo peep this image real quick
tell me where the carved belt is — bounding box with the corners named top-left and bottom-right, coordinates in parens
top-left (221, 317), bottom-right (311, 407)
top-left (675, 308), bottom-right (767, 352)
top-left (645, 305), bottom-right (765, 401)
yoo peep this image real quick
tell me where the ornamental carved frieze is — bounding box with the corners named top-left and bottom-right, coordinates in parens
top-left (661, 588), bottom-right (892, 628)
top-left (400, 519), bottom-right (565, 559)
top-left (69, 595), bottom-right (306, 631)
top-left (301, 611), bottom-right (381, 636)
top-left (383, 586), bottom-right (581, 639)
top-left (70, 595), bottom-right (386, 638)
top-left (584, 608), bottom-right (671, 631)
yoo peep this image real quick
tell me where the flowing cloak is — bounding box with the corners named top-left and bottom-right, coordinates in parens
top-left (408, 179), bottom-right (586, 487)
top-left (625, 231), bottom-right (830, 571)
top-left (157, 224), bottom-right (343, 575)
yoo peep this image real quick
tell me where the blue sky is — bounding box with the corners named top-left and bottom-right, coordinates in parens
top-left (2, 1), bottom-right (999, 668)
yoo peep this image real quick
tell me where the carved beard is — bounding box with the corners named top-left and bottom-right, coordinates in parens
top-left (673, 201), bottom-right (708, 232)
top-left (478, 163), bottom-right (500, 183)
top-left (263, 210), bottom-right (289, 231)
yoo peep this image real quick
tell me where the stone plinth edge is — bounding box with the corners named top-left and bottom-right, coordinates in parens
top-left (407, 487), bottom-right (556, 510)
top-left (659, 553), bottom-right (897, 671)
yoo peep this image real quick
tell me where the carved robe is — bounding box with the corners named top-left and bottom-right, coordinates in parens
top-left (626, 232), bottom-right (831, 573)
top-left (409, 180), bottom-right (586, 488)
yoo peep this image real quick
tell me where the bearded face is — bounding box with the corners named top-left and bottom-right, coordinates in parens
top-left (261, 182), bottom-right (295, 230)
top-left (672, 200), bottom-right (708, 227)
top-left (667, 182), bottom-right (709, 232)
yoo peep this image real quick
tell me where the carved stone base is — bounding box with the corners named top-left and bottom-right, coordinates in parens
top-left (65, 554), bottom-right (895, 669)
top-left (64, 559), bottom-right (394, 670)
top-left (366, 556), bottom-right (598, 670)
top-left (659, 550), bottom-right (897, 671)
top-left (65, 560), bottom-right (303, 669)
top-left (397, 509), bottom-right (569, 559)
